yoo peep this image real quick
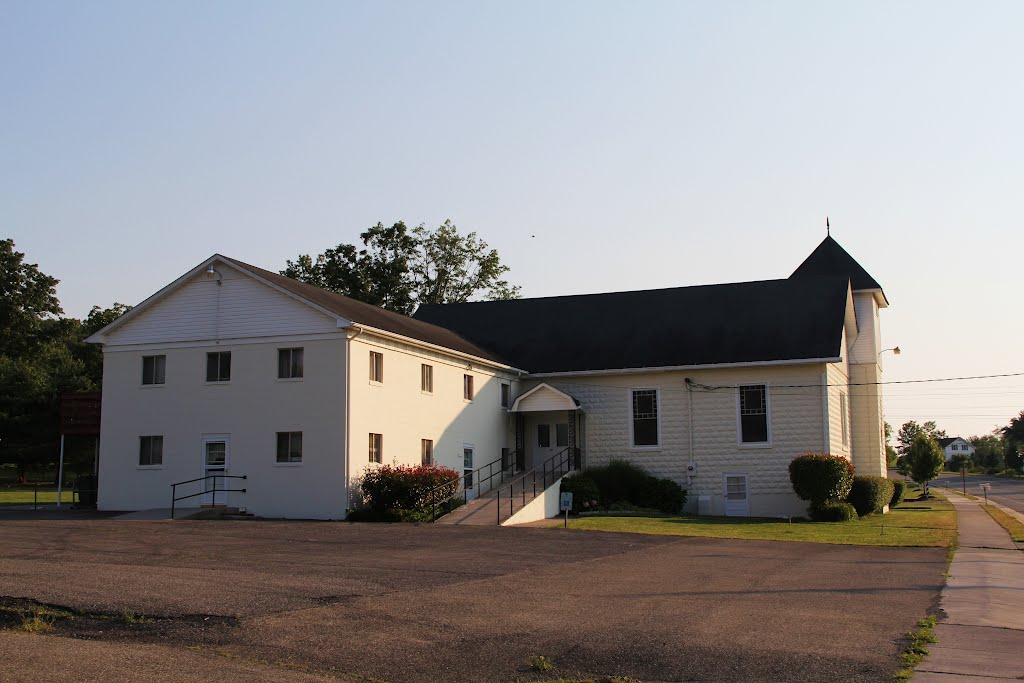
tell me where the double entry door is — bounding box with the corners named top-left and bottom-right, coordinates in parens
top-left (202, 437), bottom-right (229, 506)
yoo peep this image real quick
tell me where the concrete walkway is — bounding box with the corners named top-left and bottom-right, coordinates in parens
top-left (112, 507), bottom-right (200, 520)
top-left (916, 494), bottom-right (1024, 682)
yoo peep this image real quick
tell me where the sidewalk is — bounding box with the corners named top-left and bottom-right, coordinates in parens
top-left (915, 493), bottom-right (1024, 682)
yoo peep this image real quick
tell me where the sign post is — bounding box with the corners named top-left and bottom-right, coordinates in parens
top-left (560, 492), bottom-right (573, 528)
top-left (980, 482), bottom-right (991, 506)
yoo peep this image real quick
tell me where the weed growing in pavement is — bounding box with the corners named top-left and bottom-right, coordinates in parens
top-left (895, 615), bottom-right (938, 681)
top-left (120, 610), bottom-right (155, 624)
top-left (530, 655), bottom-right (555, 672)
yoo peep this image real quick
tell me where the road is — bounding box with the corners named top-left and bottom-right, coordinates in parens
top-left (934, 470), bottom-right (1024, 514)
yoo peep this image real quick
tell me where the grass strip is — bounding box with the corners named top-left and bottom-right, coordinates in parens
top-left (981, 504), bottom-right (1024, 543)
top-left (558, 493), bottom-right (956, 547)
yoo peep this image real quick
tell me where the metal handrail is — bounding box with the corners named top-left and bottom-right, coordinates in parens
top-left (496, 447), bottom-right (578, 524)
top-left (170, 474), bottom-right (247, 519)
top-left (428, 451), bottom-right (520, 522)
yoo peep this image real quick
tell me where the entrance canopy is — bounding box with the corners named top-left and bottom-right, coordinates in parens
top-left (510, 383), bottom-right (580, 413)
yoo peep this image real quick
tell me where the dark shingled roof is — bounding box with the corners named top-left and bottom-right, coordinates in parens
top-left (791, 236), bottom-right (886, 298)
top-left (413, 277), bottom-right (851, 374)
top-left (224, 257), bottom-right (507, 364)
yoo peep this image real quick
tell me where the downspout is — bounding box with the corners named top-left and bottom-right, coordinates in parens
top-left (685, 378), bottom-right (695, 488)
top-left (343, 325), bottom-right (364, 517)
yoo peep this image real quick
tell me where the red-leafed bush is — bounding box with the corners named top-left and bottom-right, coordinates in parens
top-left (789, 453), bottom-right (855, 507)
top-left (359, 463), bottom-right (460, 517)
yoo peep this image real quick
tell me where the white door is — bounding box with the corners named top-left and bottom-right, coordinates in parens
top-left (723, 474), bottom-right (750, 517)
top-left (202, 438), bottom-right (229, 506)
top-left (463, 446), bottom-right (476, 501)
top-left (533, 422), bottom-right (567, 469)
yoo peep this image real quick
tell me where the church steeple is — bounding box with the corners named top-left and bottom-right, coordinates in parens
top-left (790, 235), bottom-right (888, 307)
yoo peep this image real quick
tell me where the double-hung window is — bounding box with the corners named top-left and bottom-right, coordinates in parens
top-left (278, 348), bottom-right (304, 379)
top-left (421, 439), bottom-right (434, 465)
top-left (142, 355), bottom-right (166, 385)
top-left (631, 389), bottom-right (659, 447)
top-left (370, 352), bottom-right (383, 383)
top-left (739, 384), bottom-right (769, 444)
top-left (139, 436), bottom-right (163, 466)
top-left (276, 432), bottom-right (303, 463)
top-left (463, 374), bottom-right (474, 401)
top-left (500, 383), bottom-right (511, 408)
top-left (369, 433), bottom-right (383, 463)
top-left (206, 352), bottom-right (231, 382)
top-left (421, 364), bottom-right (433, 393)
top-left (556, 423), bottom-right (569, 448)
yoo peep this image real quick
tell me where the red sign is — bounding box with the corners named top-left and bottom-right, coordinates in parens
top-left (59, 392), bottom-right (101, 436)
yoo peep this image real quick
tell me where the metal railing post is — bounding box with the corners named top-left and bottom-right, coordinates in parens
top-left (34, 485), bottom-right (38, 511)
top-left (170, 483), bottom-right (176, 519)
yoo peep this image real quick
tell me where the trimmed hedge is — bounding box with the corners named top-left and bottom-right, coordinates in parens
top-left (810, 500), bottom-right (858, 522)
top-left (562, 460), bottom-right (687, 514)
top-left (789, 453), bottom-right (855, 505)
top-left (890, 480), bottom-right (907, 508)
top-left (847, 475), bottom-right (896, 517)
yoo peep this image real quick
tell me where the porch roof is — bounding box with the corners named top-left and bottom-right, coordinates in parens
top-left (510, 383), bottom-right (580, 413)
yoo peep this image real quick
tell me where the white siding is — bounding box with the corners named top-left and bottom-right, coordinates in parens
top-left (848, 293), bottom-right (879, 364)
top-left (97, 337), bottom-right (348, 519)
top-left (521, 364), bottom-right (827, 517)
top-left (346, 332), bottom-right (516, 502)
top-left (825, 327), bottom-right (852, 459)
top-left (102, 262), bottom-right (338, 346)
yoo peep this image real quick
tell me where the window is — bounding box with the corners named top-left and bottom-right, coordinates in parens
top-left (369, 352), bottom-right (383, 383)
top-left (369, 433), bottom-right (383, 463)
top-left (840, 392), bottom-right (848, 446)
top-left (463, 374), bottom-right (474, 401)
top-left (556, 423), bottom-right (569, 448)
top-left (500, 383), bottom-right (511, 408)
top-left (276, 432), bottom-right (302, 463)
top-left (538, 424), bottom-right (551, 448)
top-left (739, 384), bottom-right (769, 444)
top-left (421, 364), bottom-right (433, 393)
top-left (206, 352), bottom-right (231, 382)
top-left (631, 389), bottom-right (659, 447)
top-left (421, 439), bottom-right (434, 465)
top-left (141, 355), bottom-right (165, 385)
top-left (139, 436), bottom-right (163, 466)
top-left (278, 348), bottom-right (303, 379)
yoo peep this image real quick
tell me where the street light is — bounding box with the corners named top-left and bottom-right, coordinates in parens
top-left (879, 347), bottom-right (901, 357)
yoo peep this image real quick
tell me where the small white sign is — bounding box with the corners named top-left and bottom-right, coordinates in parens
top-left (980, 483), bottom-right (992, 491)
top-left (560, 492), bottom-right (573, 511)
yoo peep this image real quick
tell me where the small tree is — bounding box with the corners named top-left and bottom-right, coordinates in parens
top-left (949, 452), bottom-right (970, 472)
top-left (905, 433), bottom-right (944, 497)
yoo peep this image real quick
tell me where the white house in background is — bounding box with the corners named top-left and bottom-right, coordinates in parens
top-left (87, 235), bottom-right (891, 519)
top-left (938, 437), bottom-right (975, 462)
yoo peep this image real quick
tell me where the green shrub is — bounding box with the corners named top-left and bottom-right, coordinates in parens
top-left (359, 464), bottom-right (460, 517)
top-left (890, 480), bottom-right (907, 508)
top-left (847, 475), bottom-right (896, 517)
top-left (789, 453), bottom-right (855, 505)
top-left (574, 459), bottom-right (687, 514)
top-left (906, 434), bottom-right (945, 495)
top-left (560, 473), bottom-right (601, 513)
top-left (809, 500), bottom-right (858, 522)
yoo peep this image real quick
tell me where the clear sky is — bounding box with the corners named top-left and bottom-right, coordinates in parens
top-left (3, 1), bottom-right (1022, 440)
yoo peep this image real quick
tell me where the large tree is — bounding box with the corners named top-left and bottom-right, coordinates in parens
top-left (283, 220), bottom-right (520, 314)
top-left (896, 420), bottom-right (947, 456)
top-left (0, 239), bottom-right (62, 356)
top-left (970, 432), bottom-right (1005, 471)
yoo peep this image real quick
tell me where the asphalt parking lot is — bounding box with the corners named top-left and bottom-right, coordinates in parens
top-left (0, 520), bottom-right (946, 682)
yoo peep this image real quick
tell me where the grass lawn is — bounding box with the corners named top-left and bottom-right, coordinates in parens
top-left (982, 504), bottom-right (1024, 543)
top-left (0, 486), bottom-right (80, 507)
top-left (557, 490), bottom-right (956, 548)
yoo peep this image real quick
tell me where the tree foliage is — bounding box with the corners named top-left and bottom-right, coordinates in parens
top-left (905, 433), bottom-right (944, 495)
top-left (282, 220), bottom-right (520, 314)
top-left (0, 239), bottom-right (128, 481)
top-left (970, 432), bottom-right (1005, 470)
top-left (1002, 412), bottom-right (1024, 471)
top-left (896, 420), bottom-right (946, 456)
